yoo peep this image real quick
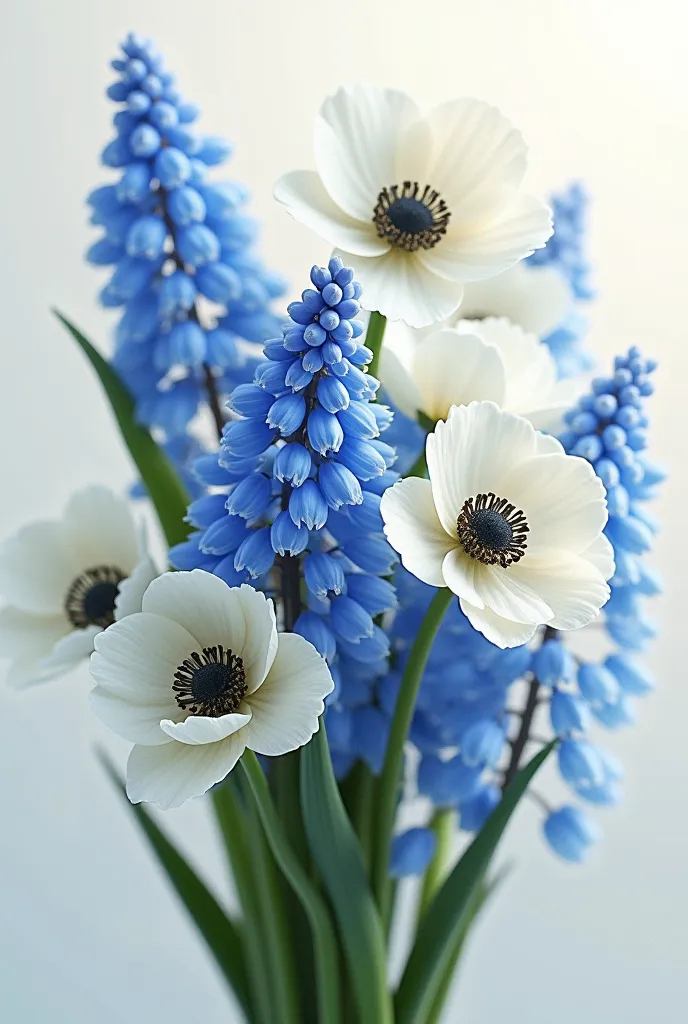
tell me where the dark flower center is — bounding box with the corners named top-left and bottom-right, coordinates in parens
top-left (173, 645), bottom-right (247, 718)
top-left (373, 181), bottom-right (451, 252)
top-left (64, 565), bottom-right (126, 629)
top-left (457, 493), bottom-right (529, 568)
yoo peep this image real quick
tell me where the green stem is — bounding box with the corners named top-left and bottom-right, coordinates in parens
top-left (419, 809), bottom-right (456, 919)
top-left (212, 781), bottom-right (275, 1024)
top-left (341, 761), bottom-right (376, 875)
top-left (372, 587), bottom-right (454, 925)
top-left (366, 310), bottom-right (387, 381)
top-left (240, 751), bottom-right (342, 1024)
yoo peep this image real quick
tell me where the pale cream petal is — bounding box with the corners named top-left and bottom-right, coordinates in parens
top-left (243, 633), bottom-right (332, 756)
top-left (90, 612), bottom-right (192, 710)
top-left (62, 486), bottom-right (140, 574)
top-left (459, 262), bottom-right (572, 338)
top-left (315, 84), bottom-right (421, 220)
top-left (418, 193), bottom-right (552, 283)
top-left (459, 599), bottom-right (537, 649)
top-left (0, 605), bottom-right (70, 659)
top-left (160, 711), bottom-right (252, 745)
top-left (422, 98), bottom-right (527, 223)
top-left (89, 690), bottom-right (173, 745)
top-left (380, 477), bottom-right (454, 587)
top-left (441, 548), bottom-right (484, 607)
top-left (126, 735), bottom-right (246, 809)
top-left (114, 554), bottom-right (159, 620)
top-left (509, 554), bottom-right (611, 631)
top-left (0, 520), bottom-right (77, 614)
top-left (413, 328), bottom-right (506, 420)
top-left (379, 343), bottom-right (424, 419)
top-left (342, 248), bottom-right (464, 328)
top-left (141, 572), bottom-right (278, 693)
top-left (274, 170), bottom-right (389, 256)
top-left (39, 625), bottom-right (101, 670)
top-left (500, 452), bottom-right (608, 556)
top-left (473, 563), bottom-right (553, 624)
top-left (580, 533), bottom-right (616, 581)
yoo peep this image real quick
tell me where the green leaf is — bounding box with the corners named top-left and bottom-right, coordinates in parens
top-left (425, 864), bottom-right (512, 1024)
top-left (240, 750), bottom-right (342, 1024)
top-left (54, 311), bottom-right (190, 548)
top-left (395, 742), bottom-right (555, 1024)
top-left (365, 310), bottom-right (387, 381)
top-left (98, 754), bottom-right (251, 1018)
top-left (301, 726), bottom-right (393, 1024)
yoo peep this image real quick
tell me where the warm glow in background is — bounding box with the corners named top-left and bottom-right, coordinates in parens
top-left (1, 1), bottom-right (686, 1020)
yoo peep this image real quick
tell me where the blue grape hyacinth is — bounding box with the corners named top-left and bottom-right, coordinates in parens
top-left (170, 257), bottom-right (399, 708)
top-left (87, 32), bottom-right (285, 447)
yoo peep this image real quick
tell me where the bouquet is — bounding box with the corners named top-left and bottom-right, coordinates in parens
top-left (0, 32), bottom-right (663, 1024)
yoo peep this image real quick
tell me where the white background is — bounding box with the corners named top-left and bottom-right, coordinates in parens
top-left (1, 1), bottom-right (686, 1021)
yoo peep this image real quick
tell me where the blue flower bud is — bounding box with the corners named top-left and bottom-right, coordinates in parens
top-left (304, 553), bottom-right (346, 598)
top-left (330, 596), bottom-right (375, 643)
top-left (317, 462), bottom-right (362, 510)
top-left (129, 123), bottom-right (161, 157)
top-left (166, 321), bottom-right (207, 368)
top-left (284, 359), bottom-right (313, 391)
top-left (572, 434), bottom-right (603, 461)
top-left (604, 653), bottom-right (653, 695)
top-left (558, 739), bottom-right (605, 789)
top-left (532, 639), bottom-right (573, 686)
top-left (317, 375), bottom-right (350, 413)
top-left (337, 401), bottom-right (380, 439)
top-left (195, 261), bottom-right (242, 303)
top-left (302, 348), bottom-right (324, 373)
top-left (206, 328), bottom-right (241, 369)
top-left (117, 292), bottom-right (159, 342)
top-left (125, 215), bottom-right (167, 259)
top-left (169, 534), bottom-right (215, 571)
top-left (341, 535), bottom-right (397, 575)
top-left (550, 689), bottom-right (591, 735)
top-left (231, 528), bottom-right (274, 580)
top-left (289, 480), bottom-right (328, 530)
top-left (101, 136), bottom-right (132, 167)
top-left (592, 693), bottom-right (636, 729)
top-left (346, 491), bottom-right (383, 532)
top-left (294, 611), bottom-right (337, 661)
top-left (158, 270), bottom-right (197, 316)
top-left (606, 484), bottom-right (630, 517)
top-left (326, 704), bottom-right (353, 750)
top-left (267, 393), bottom-right (306, 436)
top-left (337, 625), bottom-right (389, 664)
top-left (255, 360), bottom-right (290, 395)
top-left (460, 719), bottom-right (505, 768)
top-left (390, 829), bottom-right (436, 878)
top-left (274, 443), bottom-right (312, 487)
top-left (307, 407), bottom-right (344, 455)
top-left (334, 437), bottom-right (387, 480)
top-left (418, 754), bottom-right (482, 806)
top-left (222, 418), bottom-right (275, 458)
top-left (459, 784), bottom-right (501, 832)
top-left (196, 136), bottom-right (233, 165)
top-left (177, 224), bottom-right (220, 266)
top-left (184, 493), bottom-right (229, 529)
top-left (228, 383), bottom-right (273, 419)
top-left (108, 256), bottom-right (158, 301)
top-left (606, 514), bottom-right (652, 554)
top-left (345, 574), bottom-right (397, 616)
top-left (225, 473), bottom-right (272, 521)
top-left (167, 185), bottom-right (206, 225)
top-left (543, 806), bottom-right (600, 863)
top-left (577, 662), bottom-right (620, 707)
top-left (116, 162), bottom-right (152, 203)
top-left (595, 457), bottom-right (621, 488)
top-left (199, 514), bottom-right (249, 556)
top-left (270, 511), bottom-right (309, 556)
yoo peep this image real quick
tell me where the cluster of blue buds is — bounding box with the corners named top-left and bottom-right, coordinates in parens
top-left (526, 183), bottom-right (595, 378)
top-left (386, 348), bottom-right (662, 874)
top-left (86, 33), bottom-right (285, 442)
top-left (170, 257), bottom-right (399, 709)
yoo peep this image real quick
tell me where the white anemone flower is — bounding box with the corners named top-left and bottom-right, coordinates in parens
top-left (89, 570), bottom-right (334, 809)
top-left (459, 261), bottom-right (573, 338)
top-left (0, 487), bottom-right (158, 687)
top-left (381, 316), bottom-right (580, 432)
top-left (380, 402), bottom-right (614, 648)
top-left (274, 84), bottom-right (552, 328)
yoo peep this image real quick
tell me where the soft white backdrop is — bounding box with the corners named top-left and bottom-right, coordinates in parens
top-left (1, 1), bottom-right (686, 1021)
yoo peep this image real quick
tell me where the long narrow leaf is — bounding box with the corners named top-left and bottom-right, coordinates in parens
top-left (54, 311), bottom-right (190, 547)
top-left (301, 726), bottom-right (393, 1024)
top-left (240, 750), bottom-right (342, 1024)
top-left (395, 742), bottom-right (555, 1024)
top-left (99, 755), bottom-right (250, 1018)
